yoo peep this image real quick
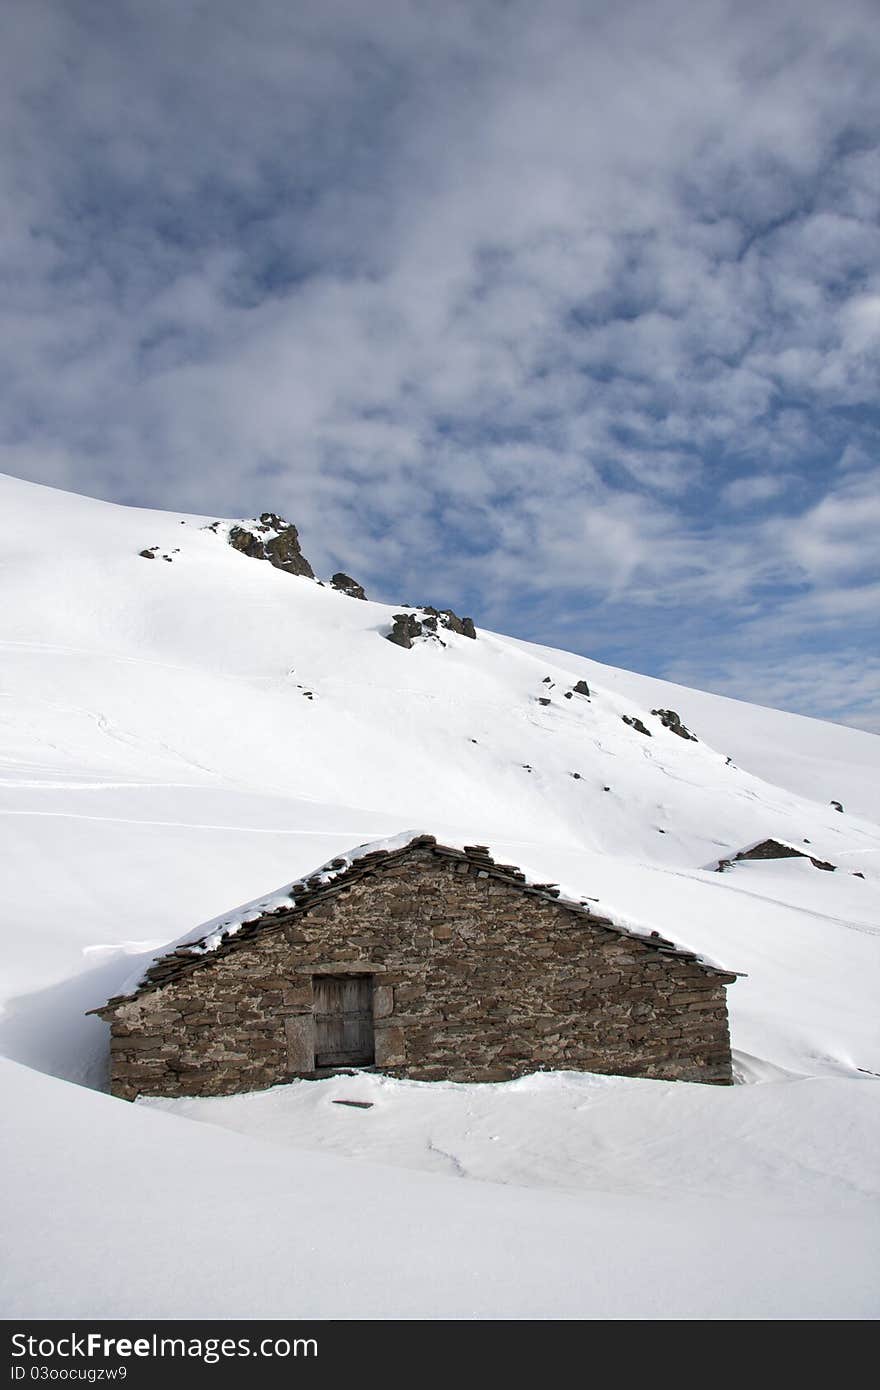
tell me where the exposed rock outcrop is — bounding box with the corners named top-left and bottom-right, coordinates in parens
top-left (138, 546), bottom-right (177, 562)
top-left (572, 680), bottom-right (591, 697)
top-left (622, 715), bottom-right (652, 737)
top-left (716, 839), bottom-right (836, 873)
top-left (227, 513), bottom-right (314, 579)
top-left (330, 572), bottom-right (367, 600)
top-left (386, 606), bottom-right (477, 648)
top-left (652, 708), bottom-right (697, 742)
top-left (421, 606), bottom-right (476, 639)
top-left (387, 613), bottom-right (424, 649)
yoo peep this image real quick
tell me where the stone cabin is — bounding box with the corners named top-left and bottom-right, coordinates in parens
top-left (91, 835), bottom-right (738, 1099)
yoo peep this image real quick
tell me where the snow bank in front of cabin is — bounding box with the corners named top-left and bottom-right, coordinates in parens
top-left (3, 1057), bottom-right (878, 1320)
top-left (143, 1066), bottom-right (880, 1203)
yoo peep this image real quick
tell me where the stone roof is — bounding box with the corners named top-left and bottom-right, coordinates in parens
top-left (92, 834), bottom-right (738, 1017)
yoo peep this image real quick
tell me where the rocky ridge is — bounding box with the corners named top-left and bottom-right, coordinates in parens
top-left (387, 607), bottom-right (477, 648)
top-left (226, 512), bottom-right (315, 579)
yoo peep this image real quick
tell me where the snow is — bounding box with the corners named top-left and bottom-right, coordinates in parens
top-left (1, 470), bottom-right (878, 1318)
top-left (2, 1057), bottom-right (877, 1320)
top-left (144, 1066), bottom-right (880, 1205)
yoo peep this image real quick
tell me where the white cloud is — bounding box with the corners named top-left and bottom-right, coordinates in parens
top-left (662, 649), bottom-right (880, 735)
top-left (0, 0), bottom-right (878, 724)
top-left (721, 474), bottom-right (793, 509)
top-left (841, 292), bottom-right (880, 352)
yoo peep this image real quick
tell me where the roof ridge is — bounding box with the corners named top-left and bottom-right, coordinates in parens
top-left (90, 831), bottom-right (740, 1017)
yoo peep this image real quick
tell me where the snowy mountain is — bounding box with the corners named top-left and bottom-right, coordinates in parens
top-left (1, 471), bottom-right (878, 1319)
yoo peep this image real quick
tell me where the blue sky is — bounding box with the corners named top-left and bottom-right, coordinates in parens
top-left (2, 0), bottom-right (879, 729)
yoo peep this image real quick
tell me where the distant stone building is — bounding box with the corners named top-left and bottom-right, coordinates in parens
top-left (91, 835), bottom-right (738, 1099)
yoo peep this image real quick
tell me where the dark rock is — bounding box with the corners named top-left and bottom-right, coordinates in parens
top-left (572, 680), bottom-right (591, 697)
top-left (537, 697), bottom-right (551, 706)
top-left (652, 709), bottom-right (697, 742)
top-left (571, 772), bottom-right (581, 780)
top-left (853, 871), bottom-right (865, 879)
top-left (564, 692), bottom-right (573, 699)
top-left (831, 800), bottom-right (844, 813)
top-left (331, 572), bottom-right (367, 601)
top-left (387, 606), bottom-right (476, 648)
top-left (387, 613), bottom-right (423, 649)
top-left (622, 715), bottom-right (652, 737)
top-left (228, 512), bottom-right (314, 579)
top-left (735, 840), bottom-right (801, 862)
top-left (257, 520), bottom-right (314, 577)
top-left (421, 606), bottom-right (476, 639)
top-left (227, 526), bottom-right (270, 560)
top-left (542, 676), bottom-right (553, 684)
top-left (139, 549), bottom-right (156, 559)
top-left (719, 839), bottom-right (837, 873)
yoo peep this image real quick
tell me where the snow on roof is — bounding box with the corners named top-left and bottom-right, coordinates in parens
top-left (110, 831), bottom-right (433, 999)
top-left (106, 830), bottom-right (739, 1008)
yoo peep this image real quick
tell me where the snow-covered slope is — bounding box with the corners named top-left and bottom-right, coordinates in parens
top-left (1, 470), bottom-right (878, 1319)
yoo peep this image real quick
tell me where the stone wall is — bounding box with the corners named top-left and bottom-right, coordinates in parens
top-left (103, 848), bottom-right (735, 1099)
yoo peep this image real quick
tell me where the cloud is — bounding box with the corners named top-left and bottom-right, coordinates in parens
top-left (662, 649), bottom-right (880, 735)
top-left (0, 0), bottom-right (878, 726)
top-left (721, 475), bottom-right (794, 509)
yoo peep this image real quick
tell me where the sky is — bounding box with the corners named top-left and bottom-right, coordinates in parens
top-left (1, 0), bottom-right (878, 731)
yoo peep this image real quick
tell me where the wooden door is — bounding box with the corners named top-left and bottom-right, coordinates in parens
top-left (313, 976), bottom-right (375, 1068)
